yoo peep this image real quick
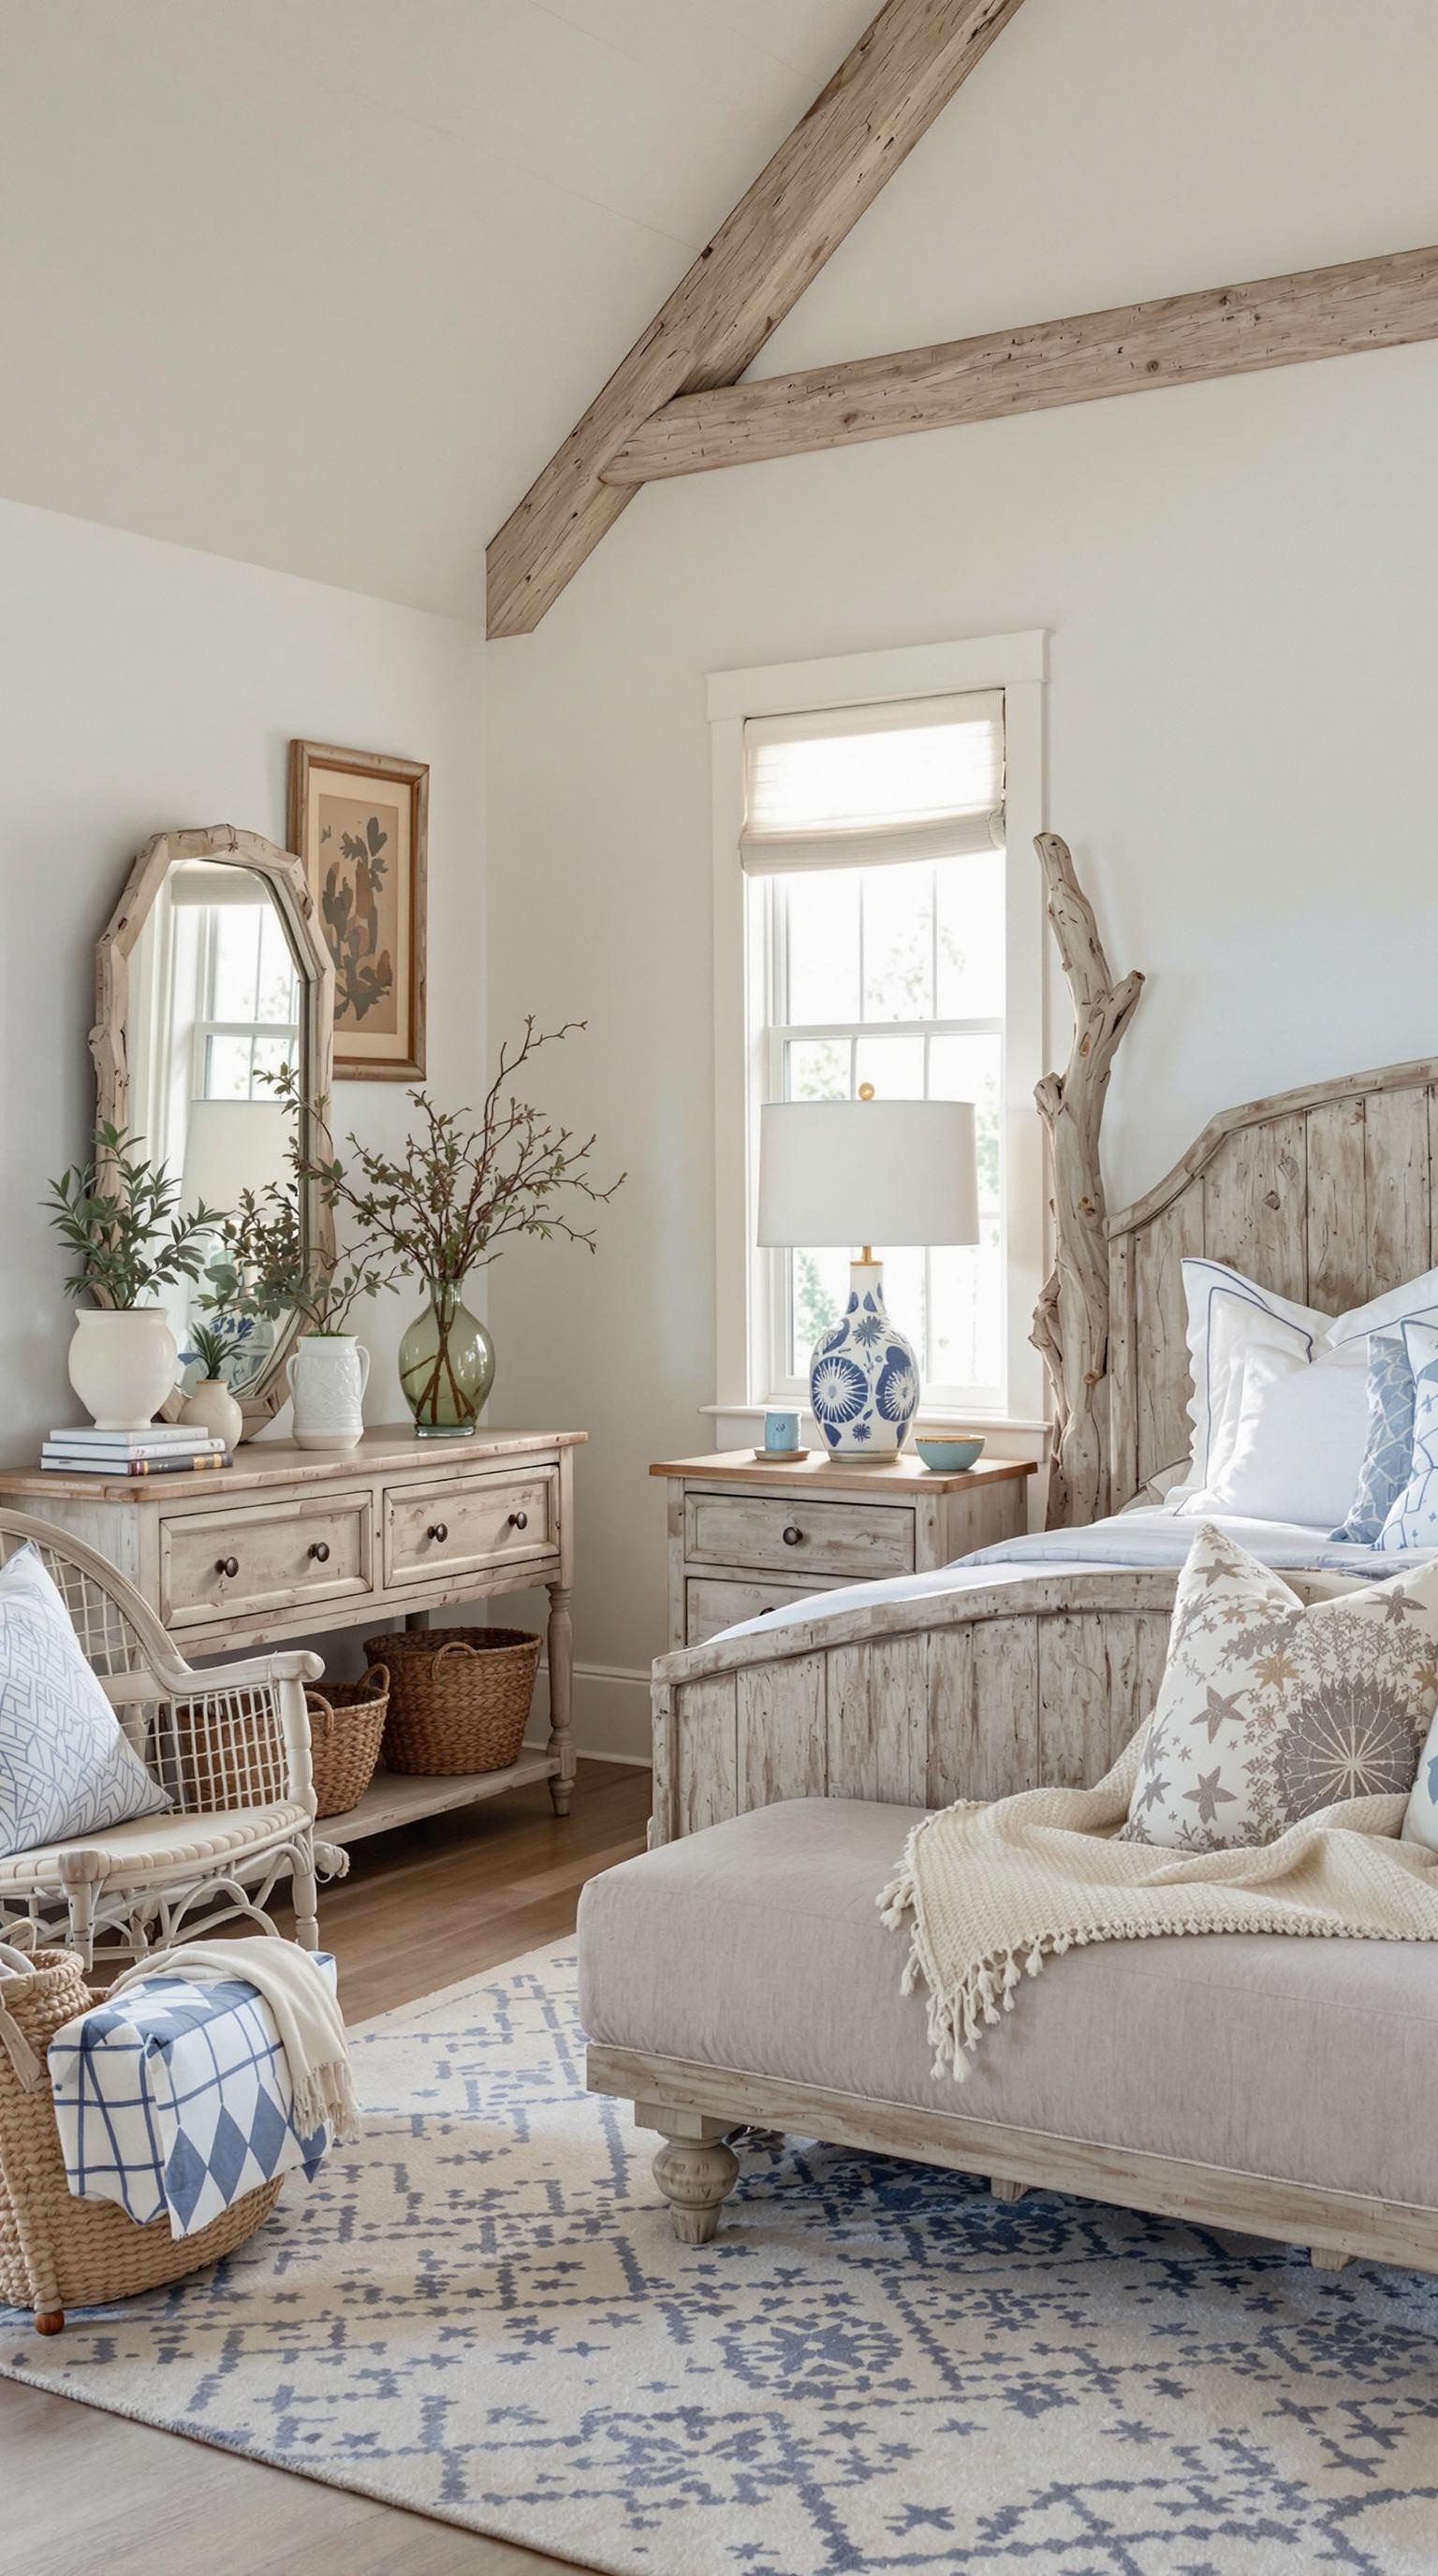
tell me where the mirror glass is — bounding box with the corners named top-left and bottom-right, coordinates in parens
top-left (127, 857), bottom-right (306, 1399)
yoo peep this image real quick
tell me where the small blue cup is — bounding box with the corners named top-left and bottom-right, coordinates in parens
top-left (764, 1409), bottom-right (800, 1454)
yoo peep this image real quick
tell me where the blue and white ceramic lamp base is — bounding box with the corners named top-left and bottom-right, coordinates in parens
top-left (808, 1261), bottom-right (920, 1460)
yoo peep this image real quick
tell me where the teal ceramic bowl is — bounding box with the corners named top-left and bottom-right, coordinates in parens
top-left (914, 1434), bottom-right (986, 1473)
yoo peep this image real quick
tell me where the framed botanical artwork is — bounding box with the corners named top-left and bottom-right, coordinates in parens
top-left (288, 739), bottom-right (428, 1080)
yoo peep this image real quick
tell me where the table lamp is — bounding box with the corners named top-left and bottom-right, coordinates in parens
top-left (757, 1087), bottom-right (979, 1461)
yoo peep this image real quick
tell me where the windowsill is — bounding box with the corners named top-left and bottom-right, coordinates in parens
top-left (699, 1401), bottom-right (1049, 1439)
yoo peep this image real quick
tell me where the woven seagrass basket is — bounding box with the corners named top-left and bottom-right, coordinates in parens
top-left (304, 1664), bottom-right (390, 1818)
top-left (0, 1947), bottom-right (280, 2334)
top-left (363, 1627), bottom-right (541, 1776)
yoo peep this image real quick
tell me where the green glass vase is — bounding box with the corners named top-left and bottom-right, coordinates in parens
top-left (398, 1276), bottom-right (493, 1437)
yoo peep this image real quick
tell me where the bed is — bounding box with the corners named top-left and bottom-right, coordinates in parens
top-left (651, 1054), bottom-right (1438, 1845)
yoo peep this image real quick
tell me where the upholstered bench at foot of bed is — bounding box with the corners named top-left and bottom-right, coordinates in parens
top-left (578, 1796), bottom-right (1438, 2269)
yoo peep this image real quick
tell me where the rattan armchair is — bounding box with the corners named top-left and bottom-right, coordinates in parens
top-left (0, 1510), bottom-right (336, 1966)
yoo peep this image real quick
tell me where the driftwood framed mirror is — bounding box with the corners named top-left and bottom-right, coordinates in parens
top-left (90, 825), bottom-right (335, 1436)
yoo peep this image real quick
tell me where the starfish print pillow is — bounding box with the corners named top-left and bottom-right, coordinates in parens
top-left (1122, 1522), bottom-right (1438, 1852)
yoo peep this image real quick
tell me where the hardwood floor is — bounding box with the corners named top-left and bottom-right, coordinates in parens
top-left (1, 1755), bottom-right (653, 2576)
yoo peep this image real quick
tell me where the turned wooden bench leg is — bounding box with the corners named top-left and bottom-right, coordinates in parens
top-left (990, 2177), bottom-right (1029, 2203)
top-left (632, 2101), bottom-right (741, 2244)
top-left (1310, 2246), bottom-right (1353, 2272)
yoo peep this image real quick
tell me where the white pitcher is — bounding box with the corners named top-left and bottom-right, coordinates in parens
top-left (286, 1334), bottom-right (370, 1452)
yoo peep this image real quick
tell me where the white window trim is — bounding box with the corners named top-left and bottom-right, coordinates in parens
top-left (709, 630), bottom-right (1048, 1429)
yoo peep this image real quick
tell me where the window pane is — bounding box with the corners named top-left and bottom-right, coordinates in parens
top-left (207, 907), bottom-right (263, 1021)
top-left (784, 869), bottom-right (859, 1023)
top-left (862, 861), bottom-right (933, 1020)
top-left (854, 1032), bottom-right (924, 1102)
top-left (785, 1037), bottom-right (850, 1101)
top-left (930, 1033), bottom-right (1002, 1212)
top-left (931, 1229), bottom-right (1003, 1398)
top-left (203, 1033), bottom-right (256, 1100)
top-left (935, 849), bottom-right (1005, 1017)
top-left (789, 1245), bottom-right (849, 1376)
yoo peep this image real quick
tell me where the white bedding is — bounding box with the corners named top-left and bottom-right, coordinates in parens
top-left (712, 1506), bottom-right (1429, 1644)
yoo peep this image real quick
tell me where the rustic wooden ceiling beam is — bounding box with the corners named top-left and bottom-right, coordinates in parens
top-left (485, 0), bottom-right (1026, 637)
top-left (601, 243), bottom-right (1438, 484)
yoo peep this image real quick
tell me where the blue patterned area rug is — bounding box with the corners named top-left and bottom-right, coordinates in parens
top-left (6, 1942), bottom-right (1438, 2575)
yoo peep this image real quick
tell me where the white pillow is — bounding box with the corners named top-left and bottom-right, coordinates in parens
top-left (1178, 1343), bottom-right (1371, 1527)
top-left (1167, 1258), bottom-right (1438, 1507)
top-left (0, 1544), bottom-right (169, 1859)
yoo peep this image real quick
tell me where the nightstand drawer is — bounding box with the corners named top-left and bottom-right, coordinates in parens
top-left (683, 1489), bottom-right (914, 1580)
top-left (384, 1466), bottom-right (557, 1588)
top-left (160, 1492), bottom-right (373, 1630)
top-left (685, 1574), bottom-right (829, 1645)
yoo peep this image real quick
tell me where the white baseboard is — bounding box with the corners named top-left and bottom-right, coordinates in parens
top-left (526, 1657), bottom-right (652, 1765)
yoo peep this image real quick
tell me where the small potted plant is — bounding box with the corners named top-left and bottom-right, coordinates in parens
top-left (207, 1185), bottom-right (401, 1451)
top-left (272, 1021), bottom-right (624, 1437)
top-left (46, 1124), bottom-right (223, 1429)
top-left (178, 1312), bottom-right (255, 1452)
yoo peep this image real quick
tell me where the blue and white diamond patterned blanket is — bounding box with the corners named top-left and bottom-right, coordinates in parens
top-left (48, 1958), bottom-right (333, 2237)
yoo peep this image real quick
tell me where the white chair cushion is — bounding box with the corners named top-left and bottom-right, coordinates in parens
top-left (0, 1800), bottom-right (309, 1889)
top-left (0, 1544), bottom-right (169, 1859)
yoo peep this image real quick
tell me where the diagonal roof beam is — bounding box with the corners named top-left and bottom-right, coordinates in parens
top-left (485, 0), bottom-right (1026, 637)
top-left (601, 243), bottom-right (1438, 482)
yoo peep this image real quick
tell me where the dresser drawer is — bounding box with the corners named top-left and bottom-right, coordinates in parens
top-left (384, 1466), bottom-right (558, 1588)
top-left (683, 1489), bottom-right (915, 1580)
top-left (685, 1574), bottom-right (829, 1645)
top-left (159, 1492), bottom-right (374, 1630)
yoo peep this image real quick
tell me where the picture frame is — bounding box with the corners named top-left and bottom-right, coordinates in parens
top-left (287, 739), bottom-right (428, 1081)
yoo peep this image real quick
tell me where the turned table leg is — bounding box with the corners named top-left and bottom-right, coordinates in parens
top-left (653, 2132), bottom-right (741, 2244)
top-left (990, 2177), bottom-right (1029, 2203)
top-left (1310, 2246), bottom-right (1353, 2272)
top-left (546, 1580), bottom-right (575, 1817)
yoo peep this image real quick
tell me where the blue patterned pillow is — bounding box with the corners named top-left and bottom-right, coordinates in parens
top-left (1330, 1328), bottom-right (1416, 1542)
top-left (1376, 1323), bottom-right (1438, 1553)
top-left (0, 1544), bottom-right (169, 1858)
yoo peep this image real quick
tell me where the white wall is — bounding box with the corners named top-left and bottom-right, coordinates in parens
top-left (0, 496), bottom-right (487, 1675)
top-left (486, 0), bottom-right (1438, 1750)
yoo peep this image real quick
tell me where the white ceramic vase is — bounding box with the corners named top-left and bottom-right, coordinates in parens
top-left (286, 1334), bottom-right (370, 1452)
top-left (807, 1259), bottom-right (921, 1461)
top-left (67, 1306), bottom-right (179, 1431)
top-left (180, 1376), bottom-right (243, 1450)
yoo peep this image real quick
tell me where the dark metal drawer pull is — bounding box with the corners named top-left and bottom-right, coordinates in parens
top-left (782, 1525), bottom-right (803, 1546)
top-left (426, 1522), bottom-right (448, 1544)
top-left (215, 1555), bottom-right (239, 1580)
top-left (309, 1540), bottom-right (330, 1563)
top-left (508, 1509), bottom-right (528, 1531)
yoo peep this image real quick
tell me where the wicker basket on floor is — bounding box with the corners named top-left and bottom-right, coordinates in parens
top-left (0, 1947), bottom-right (280, 2334)
top-left (363, 1627), bottom-right (541, 1776)
top-left (304, 1665), bottom-right (390, 1818)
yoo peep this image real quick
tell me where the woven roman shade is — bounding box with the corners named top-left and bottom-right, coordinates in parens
top-left (740, 689), bottom-right (1004, 873)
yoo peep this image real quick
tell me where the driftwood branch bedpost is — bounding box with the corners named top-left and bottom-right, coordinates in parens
top-left (1031, 834), bottom-right (1144, 1530)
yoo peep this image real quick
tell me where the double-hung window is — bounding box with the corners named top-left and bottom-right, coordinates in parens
top-left (710, 636), bottom-right (1046, 1427)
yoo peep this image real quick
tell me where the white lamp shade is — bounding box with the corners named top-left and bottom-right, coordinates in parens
top-left (757, 1098), bottom-right (979, 1250)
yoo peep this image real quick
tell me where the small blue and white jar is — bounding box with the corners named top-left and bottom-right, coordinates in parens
top-left (808, 1262), bottom-right (919, 1460)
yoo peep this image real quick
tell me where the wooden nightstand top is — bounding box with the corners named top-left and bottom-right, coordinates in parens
top-left (649, 1448), bottom-right (1037, 1499)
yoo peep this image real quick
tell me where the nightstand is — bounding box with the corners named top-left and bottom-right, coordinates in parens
top-left (650, 1449), bottom-right (1038, 1648)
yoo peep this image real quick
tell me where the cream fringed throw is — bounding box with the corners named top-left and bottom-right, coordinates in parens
top-left (111, 1939), bottom-right (359, 2143)
top-left (878, 1726), bottom-right (1438, 2083)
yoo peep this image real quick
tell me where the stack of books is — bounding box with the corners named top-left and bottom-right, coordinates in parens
top-left (41, 1426), bottom-right (234, 1477)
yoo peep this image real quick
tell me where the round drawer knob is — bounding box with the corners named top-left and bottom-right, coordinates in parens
top-left (508, 1509), bottom-right (528, 1530)
top-left (309, 1540), bottom-right (330, 1564)
top-left (782, 1525), bottom-right (803, 1547)
top-left (215, 1555), bottom-right (240, 1580)
top-left (426, 1522), bottom-right (448, 1544)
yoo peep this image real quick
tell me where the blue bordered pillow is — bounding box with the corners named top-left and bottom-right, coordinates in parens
top-left (0, 1544), bottom-right (169, 1859)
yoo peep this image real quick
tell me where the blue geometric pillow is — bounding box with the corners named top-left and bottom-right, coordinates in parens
top-left (0, 1544), bottom-right (169, 1859)
top-left (1376, 1323), bottom-right (1438, 1553)
top-left (1331, 1328), bottom-right (1416, 1543)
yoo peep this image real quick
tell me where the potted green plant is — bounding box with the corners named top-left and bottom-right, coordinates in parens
top-left (178, 1312), bottom-right (256, 1451)
top-left (45, 1124), bottom-right (223, 1429)
top-left (271, 1021), bottom-right (624, 1437)
top-left (206, 1185), bottom-right (402, 1452)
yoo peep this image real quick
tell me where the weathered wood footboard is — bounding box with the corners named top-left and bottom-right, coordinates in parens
top-left (651, 1563), bottom-right (1367, 1842)
top-left (650, 1572), bottom-right (1187, 1844)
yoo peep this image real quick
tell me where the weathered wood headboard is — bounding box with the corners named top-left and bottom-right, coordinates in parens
top-left (1107, 1056), bottom-right (1438, 1509)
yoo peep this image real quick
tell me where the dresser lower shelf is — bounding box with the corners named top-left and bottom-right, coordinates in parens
top-left (319, 1752), bottom-right (559, 1846)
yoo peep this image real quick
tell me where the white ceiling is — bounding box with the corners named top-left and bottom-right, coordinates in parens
top-left (2, 0), bottom-right (1435, 624)
top-left (0, 0), bottom-right (873, 619)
